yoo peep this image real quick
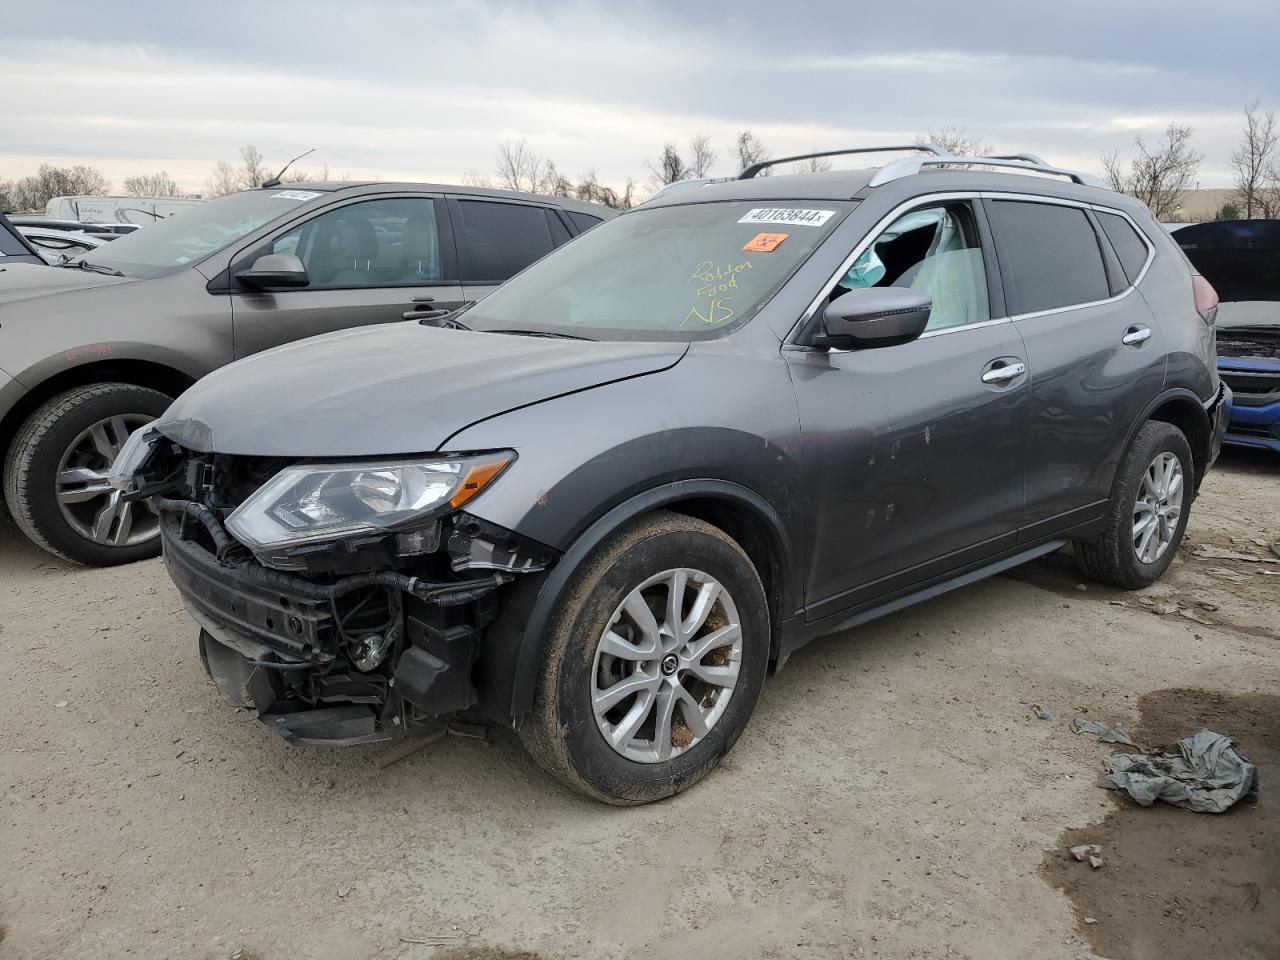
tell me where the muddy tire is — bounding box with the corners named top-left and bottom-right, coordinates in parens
top-left (520, 511), bottom-right (770, 804)
top-left (1074, 420), bottom-right (1194, 590)
top-left (3, 383), bottom-right (171, 566)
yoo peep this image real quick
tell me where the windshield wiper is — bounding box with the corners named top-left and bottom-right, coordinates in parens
top-left (420, 316), bottom-right (472, 331)
top-left (488, 328), bottom-right (595, 341)
top-left (74, 260), bottom-right (125, 277)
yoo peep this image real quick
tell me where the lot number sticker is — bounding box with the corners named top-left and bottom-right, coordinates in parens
top-left (272, 190), bottom-right (322, 201)
top-left (738, 208), bottom-right (835, 227)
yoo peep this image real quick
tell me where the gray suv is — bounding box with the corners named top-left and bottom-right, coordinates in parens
top-left (0, 182), bottom-right (611, 564)
top-left (119, 146), bottom-right (1230, 803)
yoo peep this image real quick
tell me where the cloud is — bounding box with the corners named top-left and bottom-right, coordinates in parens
top-left (0, 0), bottom-right (1274, 192)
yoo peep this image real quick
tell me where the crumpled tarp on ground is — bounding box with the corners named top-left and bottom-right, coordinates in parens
top-left (1102, 729), bottom-right (1258, 813)
top-left (1072, 716), bottom-right (1136, 746)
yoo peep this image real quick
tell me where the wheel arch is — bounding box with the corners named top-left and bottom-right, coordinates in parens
top-left (477, 479), bottom-right (795, 724)
top-left (0, 359), bottom-right (196, 469)
top-left (1135, 388), bottom-right (1212, 493)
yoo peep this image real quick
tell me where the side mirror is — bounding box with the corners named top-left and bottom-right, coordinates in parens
top-left (235, 253), bottom-right (309, 289)
top-left (814, 287), bottom-right (931, 349)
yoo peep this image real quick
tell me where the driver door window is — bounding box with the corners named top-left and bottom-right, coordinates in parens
top-left (835, 203), bottom-right (990, 332)
top-left (270, 197), bottom-right (449, 289)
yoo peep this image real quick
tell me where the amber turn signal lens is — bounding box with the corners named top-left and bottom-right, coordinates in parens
top-left (448, 455), bottom-right (513, 509)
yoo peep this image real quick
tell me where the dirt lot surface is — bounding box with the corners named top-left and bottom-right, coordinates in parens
top-left (2, 450), bottom-right (1277, 960)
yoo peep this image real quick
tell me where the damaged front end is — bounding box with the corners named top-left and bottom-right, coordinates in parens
top-left (118, 435), bottom-right (554, 745)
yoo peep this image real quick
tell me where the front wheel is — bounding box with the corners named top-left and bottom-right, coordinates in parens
top-left (520, 511), bottom-right (770, 804)
top-left (1074, 420), bottom-right (1194, 589)
top-left (3, 383), bottom-right (172, 565)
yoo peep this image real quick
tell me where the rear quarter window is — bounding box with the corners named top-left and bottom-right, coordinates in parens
top-left (988, 200), bottom-right (1110, 314)
top-left (1098, 211), bottom-right (1151, 284)
top-left (567, 212), bottom-right (604, 233)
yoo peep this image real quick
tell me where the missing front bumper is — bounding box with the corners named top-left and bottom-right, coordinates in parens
top-left (165, 523), bottom-right (491, 746)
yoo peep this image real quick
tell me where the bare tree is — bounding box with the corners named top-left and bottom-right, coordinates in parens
top-left (1101, 123), bottom-right (1201, 221)
top-left (918, 127), bottom-right (991, 156)
top-left (205, 144), bottom-right (286, 195)
top-left (205, 160), bottom-right (240, 197)
top-left (11, 164), bottom-right (111, 211)
top-left (574, 170), bottom-right (635, 210)
top-left (688, 134), bottom-right (717, 178)
top-left (1265, 168), bottom-right (1280, 219)
top-left (1230, 102), bottom-right (1278, 219)
top-left (541, 161), bottom-right (575, 197)
top-left (0, 179), bottom-right (17, 212)
top-left (239, 145), bottom-right (268, 189)
top-left (122, 171), bottom-right (181, 197)
top-left (733, 130), bottom-right (770, 175)
top-left (797, 156), bottom-right (833, 173)
top-left (495, 139), bottom-right (555, 193)
top-left (649, 143), bottom-right (689, 186)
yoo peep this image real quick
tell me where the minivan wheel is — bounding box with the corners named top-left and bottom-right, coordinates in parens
top-left (4, 383), bottom-right (172, 565)
top-left (1074, 420), bottom-right (1194, 590)
top-left (520, 511), bottom-right (770, 804)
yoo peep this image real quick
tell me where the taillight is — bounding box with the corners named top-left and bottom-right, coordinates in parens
top-left (1191, 274), bottom-right (1219, 324)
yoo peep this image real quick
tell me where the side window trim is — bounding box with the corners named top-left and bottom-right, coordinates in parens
top-left (224, 193), bottom-right (458, 291)
top-left (789, 192), bottom-right (1008, 346)
top-left (978, 192), bottom-right (1154, 321)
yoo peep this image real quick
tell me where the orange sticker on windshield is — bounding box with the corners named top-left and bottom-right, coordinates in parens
top-left (743, 232), bottom-right (788, 253)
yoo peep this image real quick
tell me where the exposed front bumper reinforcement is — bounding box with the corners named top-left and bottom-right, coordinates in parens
top-left (162, 515), bottom-right (507, 746)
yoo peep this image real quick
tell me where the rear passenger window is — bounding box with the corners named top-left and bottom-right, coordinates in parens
top-left (567, 212), bottom-right (604, 233)
top-left (455, 200), bottom-right (555, 283)
top-left (988, 200), bottom-right (1110, 313)
top-left (1097, 211), bottom-right (1150, 284)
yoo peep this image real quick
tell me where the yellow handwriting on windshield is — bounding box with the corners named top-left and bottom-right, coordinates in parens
top-left (682, 298), bottom-right (735, 328)
top-left (689, 259), bottom-right (753, 300)
top-left (682, 259), bottom-right (751, 327)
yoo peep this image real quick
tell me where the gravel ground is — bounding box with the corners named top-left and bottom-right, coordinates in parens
top-left (1, 449), bottom-right (1277, 960)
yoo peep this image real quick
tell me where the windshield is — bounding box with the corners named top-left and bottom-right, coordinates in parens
top-left (463, 200), bottom-right (852, 340)
top-left (72, 189), bottom-right (328, 280)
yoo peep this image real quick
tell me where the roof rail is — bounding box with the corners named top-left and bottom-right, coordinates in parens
top-left (867, 155), bottom-right (1107, 189)
top-left (738, 143), bottom-right (944, 180)
top-left (985, 152), bottom-right (1048, 165)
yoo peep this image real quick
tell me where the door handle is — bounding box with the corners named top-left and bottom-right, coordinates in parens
top-left (1122, 325), bottom-right (1151, 346)
top-left (981, 360), bottom-right (1026, 384)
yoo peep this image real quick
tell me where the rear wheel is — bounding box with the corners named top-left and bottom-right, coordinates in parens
top-left (1075, 420), bottom-right (1193, 589)
top-left (4, 383), bottom-right (171, 565)
top-left (520, 511), bottom-right (770, 804)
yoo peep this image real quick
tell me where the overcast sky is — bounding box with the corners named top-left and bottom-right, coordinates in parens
top-left (3, 0), bottom-right (1278, 195)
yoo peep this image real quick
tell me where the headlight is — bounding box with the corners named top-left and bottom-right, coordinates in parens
top-left (225, 452), bottom-right (514, 551)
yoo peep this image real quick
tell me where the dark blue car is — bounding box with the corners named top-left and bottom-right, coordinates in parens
top-left (1173, 219), bottom-right (1280, 452)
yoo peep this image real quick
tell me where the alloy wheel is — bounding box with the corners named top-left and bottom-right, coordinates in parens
top-left (1132, 451), bottom-right (1184, 564)
top-left (54, 414), bottom-right (159, 548)
top-left (590, 568), bottom-right (743, 763)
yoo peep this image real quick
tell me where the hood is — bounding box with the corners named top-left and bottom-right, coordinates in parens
top-left (158, 322), bottom-right (688, 456)
top-left (0, 260), bottom-right (134, 306)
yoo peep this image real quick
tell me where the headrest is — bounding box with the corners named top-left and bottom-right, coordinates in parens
top-left (338, 218), bottom-right (379, 260)
top-left (401, 217), bottom-right (437, 259)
